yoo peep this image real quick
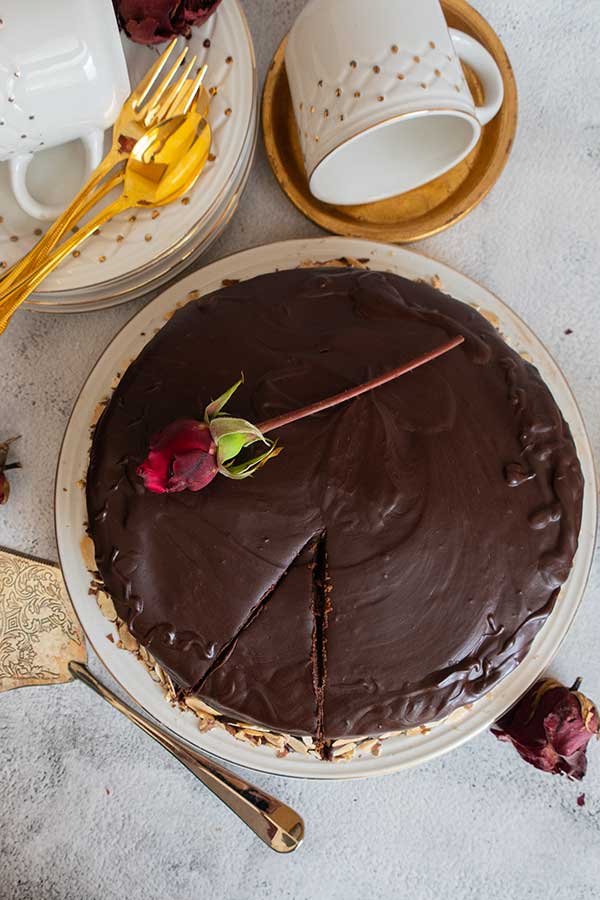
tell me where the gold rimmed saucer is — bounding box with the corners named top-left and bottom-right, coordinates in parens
top-left (262, 0), bottom-right (518, 243)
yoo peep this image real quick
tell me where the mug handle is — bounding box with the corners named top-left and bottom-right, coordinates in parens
top-left (8, 129), bottom-right (105, 222)
top-left (449, 28), bottom-right (504, 126)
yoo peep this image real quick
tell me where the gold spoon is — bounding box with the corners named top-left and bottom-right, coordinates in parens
top-left (0, 41), bottom-right (207, 295)
top-left (0, 113), bottom-right (211, 334)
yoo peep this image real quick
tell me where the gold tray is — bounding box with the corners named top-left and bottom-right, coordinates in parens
top-left (262, 0), bottom-right (518, 243)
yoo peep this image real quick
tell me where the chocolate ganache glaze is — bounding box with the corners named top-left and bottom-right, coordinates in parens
top-left (87, 267), bottom-right (584, 743)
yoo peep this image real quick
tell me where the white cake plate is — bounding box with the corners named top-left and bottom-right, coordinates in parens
top-left (55, 237), bottom-right (597, 780)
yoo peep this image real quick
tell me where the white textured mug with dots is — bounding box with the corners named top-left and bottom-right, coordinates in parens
top-left (285, 0), bottom-right (504, 205)
top-left (0, 0), bottom-right (130, 220)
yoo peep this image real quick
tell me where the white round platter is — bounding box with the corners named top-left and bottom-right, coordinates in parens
top-left (55, 236), bottom-right (597, 780)
top-left (0, 0), bottom-right (256, 310)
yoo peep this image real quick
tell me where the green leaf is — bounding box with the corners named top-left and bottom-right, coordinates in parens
top-left (216, 432), bottom-right (247, 466)
top-left (209, 416), bottom-right (268, 448)
top-left (204, 376), bottom-right (243, 423)
top-left (219, 442), bottom-right (282, 480)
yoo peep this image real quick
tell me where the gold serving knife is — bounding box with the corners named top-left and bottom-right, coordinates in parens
top-left (0, 546), bottom-right (304, 853)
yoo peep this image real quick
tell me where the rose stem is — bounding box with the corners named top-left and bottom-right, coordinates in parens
top-left (258, 334), bottom-right (464, 435)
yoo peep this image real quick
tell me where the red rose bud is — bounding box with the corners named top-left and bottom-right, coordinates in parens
top-left (113, 0), bottom-right (222, 45)
top-left (137, 419), bottom-right (217, 494)
top-left (137, 379), bottom-right (280, 495)
top-left (491, 678), bottom-right (600, 780)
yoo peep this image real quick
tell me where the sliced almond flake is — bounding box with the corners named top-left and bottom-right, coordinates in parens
top-left (237, 732), bottom-right (262, 747)
top-left (80, 536), bottom-right (97, 572)
top-left (430, 274), bottom-right (442, 289)
top-left (117, 621), bottom-right (139, 653)
top-left (285, 736), bottom-right (310, 754)
top-left (332, 742), bottom-right (357, 757)
top-left (197, 717), bottom-right (216, 733)
top-left (332, 738), bottom-right (361, 748)
top-left (153, 662), bottom-right (167, 685)
top-left (235, 727), bottom-right (270, 737)
top-left (301, 736), bottom-right (314, 747)
top-left (96, 590), bottom-right (117, 623)
top-left (162, 672), bottom-right (176, 702)
top-left (185, 696), bottom-right (221, 717)
top-left (358, 738), bottom-right (380, 754)
top-left (231, 721), bottom-right (269, 732)
top-left (263, 734), bottom-right (286, 749)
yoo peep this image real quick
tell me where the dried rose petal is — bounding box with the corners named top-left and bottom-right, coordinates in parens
top-left (113, 0), bottom-right (222, 45)
top-left (137, 419), bottom-right (217, 493)
top-left (491, 678), bottom-right (600, 781)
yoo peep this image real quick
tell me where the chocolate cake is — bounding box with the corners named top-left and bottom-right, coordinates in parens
top-left (86, 266), bottom-right (584, 755)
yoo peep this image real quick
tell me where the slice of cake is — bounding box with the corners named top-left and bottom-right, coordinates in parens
top-left (86, 266), bottom-right (584, 758)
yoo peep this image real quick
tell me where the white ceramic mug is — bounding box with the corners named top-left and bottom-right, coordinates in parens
top-left (0, 0), bottom-right (130, 220)
top-left (285, 0), bottom-right (504, 205)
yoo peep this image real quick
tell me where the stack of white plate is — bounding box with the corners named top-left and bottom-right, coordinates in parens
top-left (0, 0), bottom-right (257, 313)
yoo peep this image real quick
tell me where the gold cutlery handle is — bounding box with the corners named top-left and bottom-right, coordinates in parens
top-left (0, 196), bottom-right (129, 334)
top-left (0, 153), bottom-right (123, 296)
top-left (68, 662), bottom-right (304, 853)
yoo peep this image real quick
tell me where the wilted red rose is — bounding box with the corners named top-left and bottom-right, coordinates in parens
top-left (137, 419), bottom-right (218, 493)
top-left (114, 0), bottom-right (222, 45)
top-left (491, 678), bottom-right (599, 780)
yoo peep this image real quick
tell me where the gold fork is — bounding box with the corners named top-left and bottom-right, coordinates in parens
top-left (0, 65), bottom-right (210, 305)
top-left (1, 41), bottom-right (207, 295)
top-left (0, 111), bottom-right (212, 333)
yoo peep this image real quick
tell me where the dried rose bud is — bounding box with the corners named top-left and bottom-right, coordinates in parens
top-left (491, 678), bottom-right (599, 780)
top-left (137, 419), bottom-right (218, 493)
top-left (113, 0), bottom-right (222, 45)
top-left (0, 435), bottom-right (21, 505)
top-left (0, 471), bottom-right (10, 505)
